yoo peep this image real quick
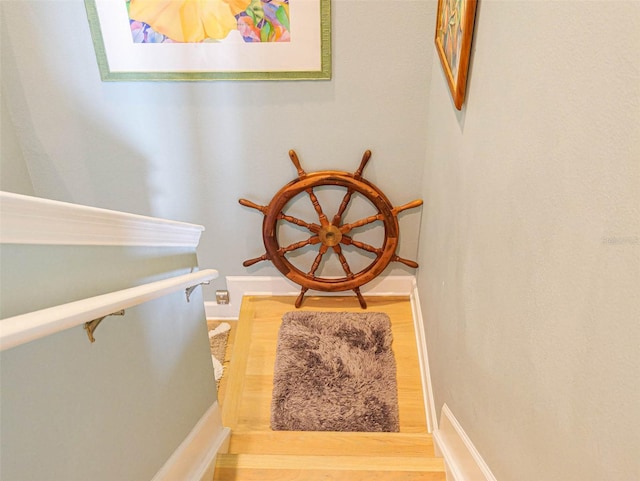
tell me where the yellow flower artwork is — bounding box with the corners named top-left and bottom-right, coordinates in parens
top-left (85, 0), bottom-right (329, 80)
top-left (127, 0), bottom-right (291, 43)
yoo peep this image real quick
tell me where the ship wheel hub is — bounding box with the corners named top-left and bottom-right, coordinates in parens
top-left (318, 224), bottom-right (342, 247)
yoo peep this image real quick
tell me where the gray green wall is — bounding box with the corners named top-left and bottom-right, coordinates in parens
top-left (0, 245), bottom-right (200, 318)
top-left (3, 1), bottom-right (640, 480)
top-left (0, 245), bottom-right (217, 481)
top-left (1, 91), bottom-right (33, 195)
top-left (1, 0), bottom-right (434, 297)
top-left (418, 1), bottom-right (640, 480)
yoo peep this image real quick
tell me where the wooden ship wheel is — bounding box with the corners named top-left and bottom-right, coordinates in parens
top-left (239, 149), bottom-right (423, 309)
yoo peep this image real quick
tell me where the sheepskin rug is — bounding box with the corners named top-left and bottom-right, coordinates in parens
top-left (271, 311), bottom-right (399, 432)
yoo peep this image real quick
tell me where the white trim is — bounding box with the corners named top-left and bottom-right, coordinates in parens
top-left (0, 269), bottom-right (218, 351)
top-left (432, 404), bottom-right (497, 481)
top-left (409, 278), bottom-right (438, 434)
top-left (151, 401), bottom-right (231, 481)
top-left (0, 191), bottom-right (204, 246)
top-left (204, 275), bottom-right (418, 319)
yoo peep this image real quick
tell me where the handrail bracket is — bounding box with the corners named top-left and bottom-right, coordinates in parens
top-left (185, 281), bottom-right (210, 302)
top-left (84, 310), bottom-right (125, 343)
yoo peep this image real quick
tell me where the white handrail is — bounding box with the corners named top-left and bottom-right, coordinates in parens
top-left (0, 269), bottom-right (218, 352)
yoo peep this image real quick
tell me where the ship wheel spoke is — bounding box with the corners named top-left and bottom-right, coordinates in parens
top-left (278, 235), bottom-right (320, 256)
top-left (278, 212), bottom-right (321, 234)
top-left (333, 244), bottom-right (368, 309)
top-left (332, 189), bottom-right (355, 227)
top-left (333, 244), bottom-right (355, 278)
top-left (306, 188), bottom-right (330, 227)
top-left (340, 213), bottom-right (384, 235)
top-left (331, 149), bottom-right (372, 226)
top-left (295, 244), bottom-right (329, 308)
top-left (341, 235), bottom-right (383, 257)
top-left (309, 244), bottom-right (330, 278)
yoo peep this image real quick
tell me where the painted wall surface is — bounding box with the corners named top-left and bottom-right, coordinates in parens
top-left (4, 0), bottom-right (639, 479)
top-left (1, 0), bottom-right (433, 298)
top-left (0, 245), bottom-right (201, 318)
top-left (417, 1), bottom-right (640, 480)
top-left (0, 245), bottom-right (217, 481)
top-left (1, 91), bottom-right (33, 195)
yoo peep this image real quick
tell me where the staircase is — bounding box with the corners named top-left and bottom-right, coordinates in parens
top-left (212, 296), bottom-right (445, 481)
top-left (214, 431), bottom-right (444, 480)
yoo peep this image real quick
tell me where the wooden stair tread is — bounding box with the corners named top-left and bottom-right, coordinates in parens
top-left (221, 296), bottom-right (430, 432)
top-left (217, 454), bottom-right (445, 470)
top-left (214, 454), bottom-right (446, 481)
top-left (214, 297), bottom-right (444, 481)
top-left (228, 431), bottom-right (436, 456)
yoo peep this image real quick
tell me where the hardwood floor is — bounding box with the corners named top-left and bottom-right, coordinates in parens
top-left (213, 295), bottom-right (444, 480)
top-left (220, 295), bottom-right (428, 432)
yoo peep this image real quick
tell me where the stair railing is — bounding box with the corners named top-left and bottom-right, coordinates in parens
top-left (0, 269), bottom-right (218, 351)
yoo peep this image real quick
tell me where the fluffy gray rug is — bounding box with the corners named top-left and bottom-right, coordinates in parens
top-left (271, 311), bottom-right (399, 432)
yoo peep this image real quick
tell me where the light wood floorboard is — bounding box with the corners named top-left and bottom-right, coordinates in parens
top-left (220, 295), bottom-right (428, 433)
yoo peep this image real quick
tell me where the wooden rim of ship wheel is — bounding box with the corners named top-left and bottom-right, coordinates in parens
top-left (239, 149), bottom-right (423, 309)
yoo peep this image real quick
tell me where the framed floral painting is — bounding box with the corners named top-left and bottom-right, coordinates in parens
top-left (434, 0), bottom-right (477, 109)
top-left (85, 0), bottom-right (331, 81)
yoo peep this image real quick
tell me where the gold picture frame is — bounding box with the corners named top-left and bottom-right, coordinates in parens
top-left (434, 0), bottom-right (478, 109)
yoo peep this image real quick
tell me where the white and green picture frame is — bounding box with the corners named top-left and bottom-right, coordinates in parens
top-left (85, 0), bottom-right (331, 81)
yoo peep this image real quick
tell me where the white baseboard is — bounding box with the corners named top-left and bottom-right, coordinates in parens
top-left (408, 278), bottom-right (438, 434)
top-left (432, 404), bottom-right (497, 481)
top-left (151, 401), bottom-right (231, 481)
top-left (205, 275), bottom-right (419, 319)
